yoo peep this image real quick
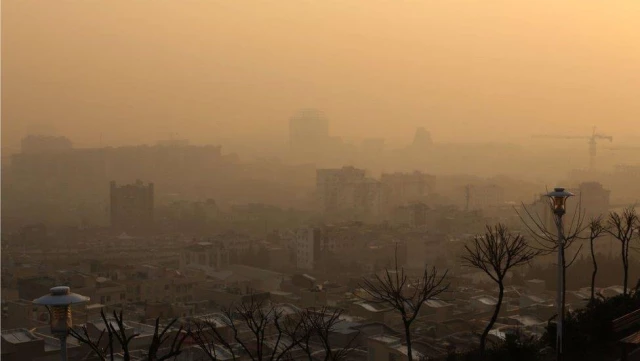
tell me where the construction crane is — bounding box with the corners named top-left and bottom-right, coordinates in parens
top-left (532, 127), bottom-right (613, 171)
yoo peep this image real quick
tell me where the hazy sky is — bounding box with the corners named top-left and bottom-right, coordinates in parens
top-left (2, 0), bottom-right (640, 148)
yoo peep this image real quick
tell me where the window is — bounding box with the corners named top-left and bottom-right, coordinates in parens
top-left (389, 353), bottom-right (398, 361)
top-left (120, 293), bottom-right (126, 300)
top-left (368, 347), bottom-right (375, 361)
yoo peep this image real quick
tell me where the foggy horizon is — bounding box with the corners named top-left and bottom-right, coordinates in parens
top-left (3, 0), bottom-right (640, 148)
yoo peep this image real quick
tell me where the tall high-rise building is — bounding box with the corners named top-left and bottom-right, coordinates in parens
top-left (289, 109), bottom-right (329, 158)
top-left (316, 166), bottom-right (366, 212)
top-left (110, 180), bottom-right (154, 231)
top-left (571, 182), bottom-right (611, 219)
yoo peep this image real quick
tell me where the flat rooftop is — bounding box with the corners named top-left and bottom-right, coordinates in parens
top-left (1, 329), bottom-right (40, 344)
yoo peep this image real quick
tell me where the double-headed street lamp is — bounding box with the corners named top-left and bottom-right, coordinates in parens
top-left (33, 286), bottom-right (89, 361)
top-left (546, 187), bottom-right (574, 361)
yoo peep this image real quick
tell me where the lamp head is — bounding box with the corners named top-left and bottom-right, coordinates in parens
top-left (546, 187), bottom-right (574, 214)
top-left (33, 286), bottom-right (89, 335)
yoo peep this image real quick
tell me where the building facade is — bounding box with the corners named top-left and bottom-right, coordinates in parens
top-left (316, 166), bottom-right (383, 216)
top-left (468, 184), bottom-right (505, 210)
top-left (179, 242), bottom-right (230, 273)
top-left (289, 108), bottom-right (330, 158)
top-left (380, 171), bottom-right (435, 211)
top-left (295, 228), bottom-right (322, 270)
top-left (110, 180), bottom-right (154, 231)
top-left (571, 182), bottom-right (611, 219)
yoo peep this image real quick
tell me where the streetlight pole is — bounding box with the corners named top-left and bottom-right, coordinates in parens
top-left (33, 286), bottom-right (90, 361)
top-left (547, 187), bottom-right (573, 361)
top-left (556, 214), bottom-right (565, 359)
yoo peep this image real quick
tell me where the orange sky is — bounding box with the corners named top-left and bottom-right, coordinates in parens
top-left (2, 0), bottom-right (640, 148)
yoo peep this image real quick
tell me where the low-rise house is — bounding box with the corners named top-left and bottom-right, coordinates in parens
top-left (601, 285), bottom-right (624, 298)
top-left (1, 328), bottom-right (83, 361)
top-left (566, 289), bottom-right (591, 309)
top-left (367, 335), bottom-right (425, 361)
top-left (145, 302), bottom-right (195, 319)
top-left (1, 299), bottom-right (44, 330)
top-left (184, 312), bottom-right (234, 345)
top-left (349, 302), bottom-right (395, 324)
top-left (470, 295), bottom-right (498, 313)
top-left (525, 279), bottom-right (546, 294)
top-left (520, 294), bottom-right (548, 309)
top-left (422, 299), bottom-right (455, 323)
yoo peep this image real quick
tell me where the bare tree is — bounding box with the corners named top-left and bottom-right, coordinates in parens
top-left (291, 307), bottom-right (359, 361)
top-left (147, 318), bottom-right (188, 361)
top-left (69, 309), bottom-right (187, 361)
top-left (587, 216), bottom-right (607, 304)
top-left (461, 224), bottom-right (538, 354)
top-left (69, 309), bottom-right (114, 361)
top-left (190, 313), bottom-right (238, 361)
top-left (605, 206), bottom-right (639, 296)
top-left (191, 296), bottom-right (300, 361)
top-left (358, 248), bottom-right (449, 361)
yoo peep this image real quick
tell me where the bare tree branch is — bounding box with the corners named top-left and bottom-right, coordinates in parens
top-left (191, 295), bottom-right (305, 361)
top-left (190, 314), bottom-right (237, 361)
top-left (149, 318), bottom-right (188, 361)
top-left (461, 224), bottom-right (538, 354)
top-left (68, 309), bottom-right (111, 361)
top-left (605, 206), bottom-right (639, 296)
top-left (357, 245), bottom-right (448, 361)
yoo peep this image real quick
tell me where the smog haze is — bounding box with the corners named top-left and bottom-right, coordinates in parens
top-left (3, 0), bottom-right (640, 148)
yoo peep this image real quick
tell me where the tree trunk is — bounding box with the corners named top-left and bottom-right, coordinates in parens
top-left (480, 283), bottom-right (504, 355)
top-left (561, 249), bottom-right (566, 332)
top-left (622, 244), bottom-right (629, 296)
top-left (404, 322), bottom-right (413, 361)
top-left (590, 238), bottom-right (598, 304)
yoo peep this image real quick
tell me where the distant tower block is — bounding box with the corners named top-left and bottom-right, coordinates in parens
top-left (411, 127), bottom-right (434, 149)
top-left (289, 108), bottom-right (330, 156)
top-left (109, 180), bottom-right (154, 232)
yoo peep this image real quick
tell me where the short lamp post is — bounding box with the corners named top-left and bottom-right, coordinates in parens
top-left (546, 187), bottom-right (574, 361)
top-left (33, 286), bottom-right (89, 361)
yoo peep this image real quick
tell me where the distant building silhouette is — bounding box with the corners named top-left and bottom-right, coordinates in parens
top-left (467, 184), bottom-right (505, 211)
top-left (20, 135), bottom-right (72, 154)
top-left (289, 108), bottom-right (329, 159)
top-left (316, 166), bottom-right (382, 217)
top-left (110, 180), bottom-right (154, 232)
top-left (295, 228), bottom-right (323, 270)
top-left (410, 127), bottom-right (434, 150)
top-left (316, 166), bottom-right (365, 211)
top-left (614, 164), bottom-right (640, 178)
top-left (380, 171), bottom-right (435, 211)
top-left (571, 182), bottom-right (611, 219)
top-left (156, 139), bottom-right (190, 147)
